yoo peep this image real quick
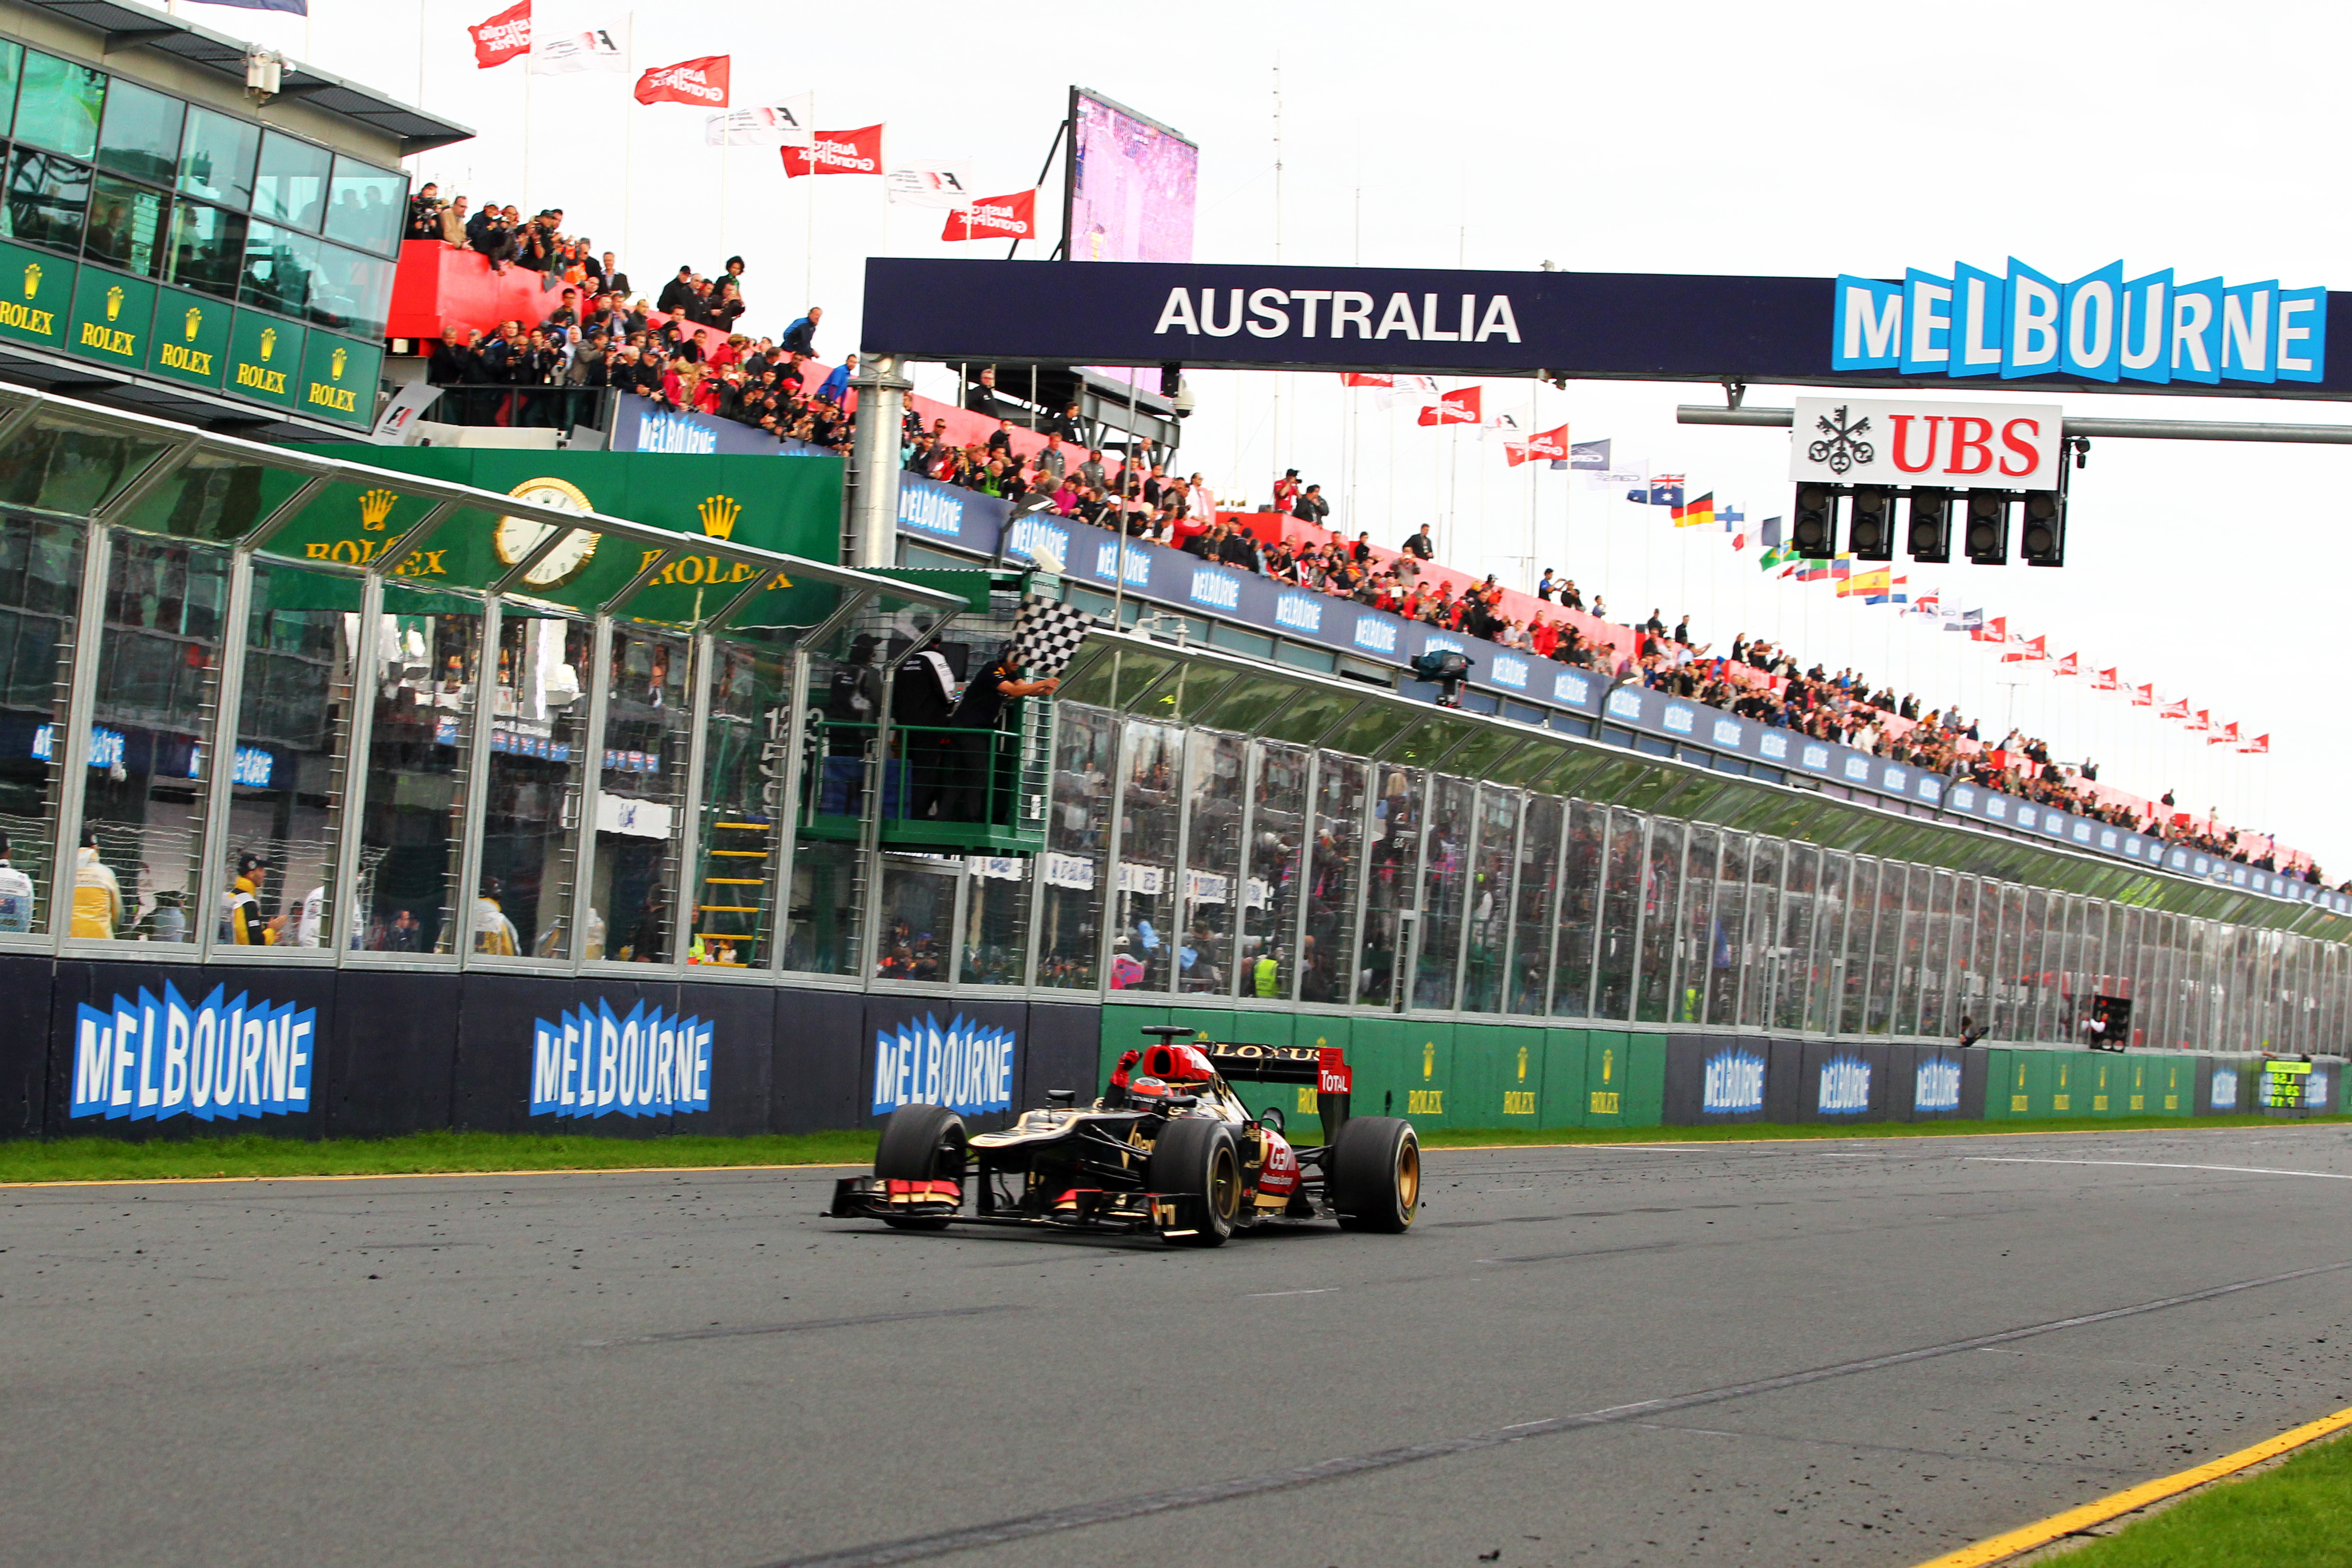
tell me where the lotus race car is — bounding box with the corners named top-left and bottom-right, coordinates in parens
top-left (827, 1027), bottom-right (1419, 1246)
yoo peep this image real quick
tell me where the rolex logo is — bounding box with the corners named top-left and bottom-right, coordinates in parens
top-left (23, 262), bottom-right (39, 299)
top-left (258, 326), bottom-right (277, 361)
top-left (330, 346), bottom-right (348, 380)
top-left (1421, 1040), bottom-right (1434, 1079)
top-left (184, 306), bottom-right (202, 341)
top-left (697, 494), bottom-right (741, 539)
top-left (358, 488), bottom-right (398, 531)
top-left (105, 284), bottom-right (123, 321)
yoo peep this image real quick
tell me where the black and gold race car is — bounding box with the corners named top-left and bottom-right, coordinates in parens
top-left (826, 1027), bottom-right (1419, 1247)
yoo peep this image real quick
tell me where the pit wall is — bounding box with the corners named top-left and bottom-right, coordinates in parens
top-left (1094, 1004), bottom-right (2346, 1132)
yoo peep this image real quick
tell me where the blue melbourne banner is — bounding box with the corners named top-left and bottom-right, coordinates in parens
top-left (72, 983), bottom-right (316, 1121)
top-left (530, 1001), bottom-right (713, 1118)
top-left (898, 473), bottom-right (1006, 555)
top-left (610, 403), bottom-right (787, 456)
top-left (871, 1012), bottom-right (1017, 1117)
top-left (864, 259), bottom-right (2352, 398)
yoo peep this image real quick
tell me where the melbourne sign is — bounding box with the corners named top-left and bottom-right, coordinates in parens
top-left (1833, 263), bottom-right (2325, 384)
top-left (871, 1012), bottom-right (1017, 1117)
top-left (72, 984), bottom-right (316, 1120)
top-left (529, 1001), bottom-right (714, 1118)
top-left (1789, 397), bottom-right (2062, 490)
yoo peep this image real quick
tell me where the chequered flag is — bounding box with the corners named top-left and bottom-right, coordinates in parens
top-left (1011, 594), bottom-right (1094, 678)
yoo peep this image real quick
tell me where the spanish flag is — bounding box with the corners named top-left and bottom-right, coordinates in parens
top-left (1670, 491), bottom-right (1716, 528)
top-left (1839, 565), bottom-right (1891, 600)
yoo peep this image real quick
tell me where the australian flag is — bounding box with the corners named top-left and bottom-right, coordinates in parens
top-left (1628, 480), bottom-right (1685, 507)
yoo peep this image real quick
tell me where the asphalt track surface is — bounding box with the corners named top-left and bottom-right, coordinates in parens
top-left (7, 1126), bottom-right (2351, 1568)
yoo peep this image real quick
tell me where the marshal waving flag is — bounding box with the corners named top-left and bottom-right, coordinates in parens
top-left (942, 190), bottom-right (1037, 242)
top-left (782, 125), bottom-right (884, 176)
top-left (636, 56), bottom-right (730, 106)
top-left (1418, 386), bottom-right (1482, 426)
top-left (469, 0), bottom-right (531, 67)
top-left (1672, 491), bottom-right (1716, 528)
top-left (707, 98), bottom-right (815, 146)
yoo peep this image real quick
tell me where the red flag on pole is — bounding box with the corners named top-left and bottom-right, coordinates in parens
top-left (2207, 721), bottom-right (2240, 746)
top-left (1418, 387), bottom-right (1482, 426)
top-left (634, 55), bottom-right (730, 106)
top-left (468, 0), bottom-right (531, 67)
top-left (2241, 733), bottom-right (2269, 754)
top-left (2131, 683), bottom-right (2154, 706)
top-left (1972, 615), bottom-right (2007, 644)
top-left (781, 125), bottom-right (884, 176)
top-left (2001, 634), bottom-right (2045, 663)
top-left (1524, 423), bottom-right (1571, 461)
top-left (1342, 373), bottom-right (1395, 388)
top-left (2092, 667), bottom-right (2119, 691)
top-left (2053, 651), bottom-right (2078, 676)
top-left (2186, 709), bottom-right (2210, 733)
top-left (2159, 697), bottom-right (2190, 720)
top-left (941, 190), bottom-right (1037, 242)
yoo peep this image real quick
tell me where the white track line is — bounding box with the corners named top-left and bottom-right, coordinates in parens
top-left (1968, 1157), bottom-right (2352, 1181)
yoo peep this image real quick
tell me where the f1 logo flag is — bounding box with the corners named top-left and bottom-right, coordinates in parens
top-left (1418, 386), bottom-right (1482, 426)
top-left (942, 190), bottom-right (1037, 243)
top-left (636, 55), bottom-right (729, 106)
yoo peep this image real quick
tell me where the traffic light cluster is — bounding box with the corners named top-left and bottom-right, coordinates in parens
top-left (1790, 483), bottom-right (2065, 567)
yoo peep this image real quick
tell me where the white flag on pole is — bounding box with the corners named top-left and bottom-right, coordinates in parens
top-left (529, 2), bottom-right (625, 73)
top-left (705, 95), bottom-right (816, 146)
top-left (886, 162), bottom-right (979, 208)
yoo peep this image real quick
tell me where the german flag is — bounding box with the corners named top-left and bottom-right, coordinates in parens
top-left (1670, 491), bottom-right (1715, 528)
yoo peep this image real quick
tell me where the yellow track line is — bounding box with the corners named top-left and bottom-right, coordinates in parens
top-left (1911, 1403), bottom-right (2352, 1568)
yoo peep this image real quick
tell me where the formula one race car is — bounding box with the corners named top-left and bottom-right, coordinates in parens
top-left (827, 1027), bottom-right (1419, 1246)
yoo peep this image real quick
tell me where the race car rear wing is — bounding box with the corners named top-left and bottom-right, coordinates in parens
top-left (1201, 1042), bottom-right (1354, 1136)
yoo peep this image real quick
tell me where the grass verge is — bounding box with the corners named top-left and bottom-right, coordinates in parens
top-left (0, 1113), bottom-right (2340, 1186)
top-left (2044, 1428), bottom-right (2352, 1566)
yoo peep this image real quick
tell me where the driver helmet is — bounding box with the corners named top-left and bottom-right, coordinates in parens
top-left (1126, 1075), bottom-right (1174, 1102)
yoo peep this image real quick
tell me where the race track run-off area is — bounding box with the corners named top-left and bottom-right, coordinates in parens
top-left (7, 1127), bottom-right (2350, 1568)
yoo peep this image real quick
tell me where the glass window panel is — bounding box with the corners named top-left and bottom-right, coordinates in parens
top-left (1594, 810), bottom-right (1645, 1022)
top-left (83, 172), bottom-right (169, 275)
top-left (0, 43), bottom-right (19, 130)
top-left (1837, 860), bottom-right (1876, 1035)
top-left (1892, 864), bottom-right (1926, 1035)
top-left (1299, 752), bottom-right (1363, 1005)
top-left (1676, 825), bottom-right (1718, 1025)
top-left (322, 154), bottom-right (404, 255)
top-left (957, 858), bottom-right (1029, 986)
top-left (306, 240), bottom-right (393, 336)
top-left (0, 515), bottom-right (83, 935)
top-left (349, 585), bottom-right (479, 956)
top-left (13, 51), bottom-right (104, 160)
top-left (1411, 775), bottom-right (1472, 1010)
top-left (95, 77), bottom-right (182, 185)
top-left (784, 839), bottom-right (861, 977)
top-left (688, 637), bottom-right (783, 969)
top-left (2018, 887), bottom-right (2048, 1041)
top-left (1813, 850), bottom-right (1851, 1034)
top-left (251, 130), bottom-right (330, 230)
top-left (1037, 702), bottom-right (1114, 990)
top-left (3, 146), bottom-right (90, 251)
top-left (177, 106), bottom-right (258, 209)
top-left (1918, 869), bottom-right (1955, 1038)
top-left (586, 625), bottom-right (689, 963)
top-left (468, 612), bottom-right (592, 958)
top-left (164, 198), bottom-right (245, 298)
top-left (1324, 702), bottom-right (1417, 760)
top-left (1774, 842), bottom-right (1814, 1032)
top-left (1257, 686), bottom-right (1360, 747)
top-left (875, 858), bottom-right (955, 982)
top-left (122, 457), bottom-right (312, 546)
top-left (1177, 730), bottom-right (1245, 994)
top-left (1508, 795), bottom-right (1560, 1015)
top-left (1634, 818), bottom-right (1684, 1024)
top-left (1194, 674), bottom-right (1294, 735)
top-left (1743, 836), bottom-right (1785, 1030)
top-left (75, 535), bottom-right (228, 943)
top-left (225, 560), bottom-right (360, 952)
top-left (1710, 833), bottom-right (1749, 1027)
top-left (1237, 741), bottom-right (1307, 999)
top-left (1108, 720), bottom-right (1181, 994)
top-left (1458, 785), bottom-right (1518, 1013)
top-left (1129, 663), bottom-right (1234, 727)
top-left (1998, 883), bottom-right (2027, 1039)
top-left (240, 220), bottom-right (320, 318)
top-left (1551, 800), bottom-right (1606, 1018)
top-left (0, 419), bottom-right (173, 520)
top-left (1356, 762), bottom-right (1421, 1008)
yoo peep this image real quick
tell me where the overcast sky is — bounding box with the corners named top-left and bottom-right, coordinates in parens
top-left (213, 0), bottom-right (2351, 870)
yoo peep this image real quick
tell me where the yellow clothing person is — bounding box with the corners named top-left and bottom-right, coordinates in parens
top-left (473, 891), bottom-right (520, 956)
top-left (71, 841), bottom-right (123, 939)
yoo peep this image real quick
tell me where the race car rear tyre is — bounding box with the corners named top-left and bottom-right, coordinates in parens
top-left (874, 1103), bottom-right (967, 1230)
top-left (1329, 1116), bottom-right (1420, 1233)
top-left (1148, 1117), bottom-right (1242, 1248)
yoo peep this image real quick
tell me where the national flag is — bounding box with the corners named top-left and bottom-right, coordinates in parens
top-left (1832, 553), bottom-right (1853, 579)
top-left (2093, 667), bottom-right (2119, 692)
top-left (2053, 652), bottom-right (2078, 676)
top-left (1418, 386), bottom-right (1482, 426)
top-left (2132, 684), bottom-right (2154, 707)
top-left (942, 189), bottom-right (1037, 242)
top-left (1905, 590), bottom-right (1941, 617)
top-left (2159, 697), bottom-right (2189, 720)
top-left (1839, 565), bottom-right (1889, 600)
top-left (468, 0), bottom-right (531, 67)
top-left (1760, 515), bottom-right (1783, 547)
top-left (1758, 544), bottom-right (1788, 572)
top-left (1719, 504), bottom-right (1744, 533)
top-left (1672, 491), bottom-right (1716, 528)
top-left (1798, 556), bottom-right (1831, 582)
top-left (2241, 733), bottom-right (2270, 755)
top-left (709, 98), bottom-right (818, 147)
top-left (1629, 481), bottom-right (1685, 506)
top-left (1730, 531), bottom-right (1746, 551)
top-left (635, 55), bottom-right (730, 107)
top-left (782, 125), bottom-right (885, 176)
top-left (885, 161), bottom-right (977, 204)
top-left (1568, 439), bottom-right (1611, 470)
top-left (1882, 574), bottom-right (1910, 605)
top-left (2207, 721), bottom-right (2240, 747)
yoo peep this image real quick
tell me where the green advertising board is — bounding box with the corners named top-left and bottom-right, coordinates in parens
top-left (296, 330), bottom-right (382, 428)
top-left (225, 310), bottom-right (304, 408)
top-left (0, 239), bottom-right (74, 351)
top-left (64, 268), bottom-right (155, 372)
top-left (146, 287), bottom-right (231, 390)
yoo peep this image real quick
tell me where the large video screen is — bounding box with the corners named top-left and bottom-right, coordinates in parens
top-left (1066, 89), bottom-right (1198, 264)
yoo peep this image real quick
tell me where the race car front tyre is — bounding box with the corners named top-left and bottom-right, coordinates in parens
top-left (1329, 1116), bottom-right (1420, 1233)
top-left (873, 1103), bottom-right (968, 1230)
top-left (1148, 1117), bottom-right (1242, 1247)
